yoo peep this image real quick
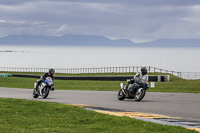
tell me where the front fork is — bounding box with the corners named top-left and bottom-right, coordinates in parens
top-left (121, 87), bottom-right (126, 95)
top-left (120, 82), bottom-right (127, 95)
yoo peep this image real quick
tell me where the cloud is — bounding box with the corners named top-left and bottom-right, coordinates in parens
top-left (0, 0), bottom-right (200, 42)
top-left (0, 19), bottom-right (7, 23)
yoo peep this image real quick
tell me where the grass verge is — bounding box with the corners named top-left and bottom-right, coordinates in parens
top-left (0, 76), bottom-right (200, 93)
top-left (0, 98), bottom-right (197, 133)
top-left (0, 72), bottom-right (200, 93)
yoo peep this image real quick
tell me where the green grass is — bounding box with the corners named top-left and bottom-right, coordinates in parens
top-left (150, 80), bottom-right (200, 93)
top-left (0, 72), bottom-right (200, 93)
top-left (0, 77), bottom-right (121, 91)
top-left (0, 98), bottom-right (197, 133)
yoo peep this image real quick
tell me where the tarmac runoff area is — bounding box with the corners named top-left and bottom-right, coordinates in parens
top-left (0, 87), bottom-right (200, 132)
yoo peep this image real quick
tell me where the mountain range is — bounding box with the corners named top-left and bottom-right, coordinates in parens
top-left (0, 35), bottom-right (200, 47)
top-left (0, 35), bottom-right (133, 46)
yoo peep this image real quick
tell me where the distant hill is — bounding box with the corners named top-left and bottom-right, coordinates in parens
top-left (0, 35), bottom-right (134, 46)
top-left (135, 39), bottom-right (200, 47)
top-left (0, 35), bottom-right (200, 47)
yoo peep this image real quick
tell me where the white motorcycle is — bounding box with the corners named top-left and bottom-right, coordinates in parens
top-left (33, 77), bottom-right (54, 99)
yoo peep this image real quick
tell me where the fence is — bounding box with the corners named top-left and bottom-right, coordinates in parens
top-left (0, 66), bottom-right (179, 74)
top-left (0, 66), bottom-right (199, 80)
top-left (179, 72), bottom-right (200, 80)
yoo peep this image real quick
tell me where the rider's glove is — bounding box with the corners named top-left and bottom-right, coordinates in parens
top-left (128, 79), bottom-right (134, 84)
top-left (135, 73), bottom-right (140, 77)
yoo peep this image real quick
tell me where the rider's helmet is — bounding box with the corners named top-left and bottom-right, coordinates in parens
top-left (141, 67), bottom-right (147, 75)
top-left (49, 68), bottom-right (55, 75)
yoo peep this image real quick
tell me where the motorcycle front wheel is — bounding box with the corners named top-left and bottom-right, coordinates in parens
top-left (41, 87), bottom-right (50, 99)
top-left (135, 89), bottom-right (146, 101)
top-left (117, 89), bottom-right (126, 100)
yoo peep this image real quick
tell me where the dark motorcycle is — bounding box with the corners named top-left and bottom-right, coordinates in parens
top-left (33, 77), bottom-right (54, 99)
top-left (117, 79), bottom-right (149, 101)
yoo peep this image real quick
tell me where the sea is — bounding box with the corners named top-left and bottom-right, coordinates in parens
top-left (0, 45), bottom-right (200, 72)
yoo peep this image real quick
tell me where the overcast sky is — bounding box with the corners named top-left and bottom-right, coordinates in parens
top-left (0, 0), bottom-right (200, 42)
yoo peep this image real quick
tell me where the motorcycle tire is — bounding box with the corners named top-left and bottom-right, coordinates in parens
top-left (41, 87), bottom-right (50, 99)
top-left (117, 89), bottom-right (126, 100)
top-left (33, 90), bottom-right (39, 98)
top-left (135, 89), bottom-right (146, 101)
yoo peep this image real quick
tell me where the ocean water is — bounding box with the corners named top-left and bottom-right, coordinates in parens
top-left (0, 45), bottom-right (199, 72)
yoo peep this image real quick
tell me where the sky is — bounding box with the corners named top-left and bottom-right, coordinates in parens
top-left (0, 0), bottom-right (200, 42)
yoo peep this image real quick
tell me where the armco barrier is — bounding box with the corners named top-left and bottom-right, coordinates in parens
top-left (12, 74), bottom-right (40, 78)
top-left (12, 74), bottom-right (170, 82)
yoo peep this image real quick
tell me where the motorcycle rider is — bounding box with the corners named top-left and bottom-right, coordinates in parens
top-left (128, 67), bottom-right (149, 93)
top-left (34, 68), bottom-right (55, 91)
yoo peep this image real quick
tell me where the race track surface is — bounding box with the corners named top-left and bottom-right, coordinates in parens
top-left (0, 87), bottom-right (200, 121)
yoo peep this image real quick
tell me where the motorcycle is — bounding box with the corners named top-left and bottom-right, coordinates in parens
top-left (117, 79), bottom-right (149, 101)
top-left (33, 77), bottom-right (54, 99)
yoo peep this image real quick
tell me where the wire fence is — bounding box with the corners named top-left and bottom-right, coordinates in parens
top-left (0, 66), bottom-right (199, 80)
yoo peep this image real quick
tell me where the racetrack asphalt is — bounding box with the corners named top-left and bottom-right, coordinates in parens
top-left (0, 87), bottom-right (200, 122)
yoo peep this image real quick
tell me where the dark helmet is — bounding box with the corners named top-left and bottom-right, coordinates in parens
top-left (49, 68), bottom-right (55, 75)
top-left (141, 67), bottom-right (147, 75)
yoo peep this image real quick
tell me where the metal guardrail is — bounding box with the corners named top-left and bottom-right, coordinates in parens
top-left (179, 72), bottom-right (200, 80)
top-left (0, 66), bottom-right (199, 80)
top-left (0, 66), bottom-right (179, 74)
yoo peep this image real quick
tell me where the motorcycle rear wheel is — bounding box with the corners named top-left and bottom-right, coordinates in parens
top-left (41, 87), bottom-right (50, 99)
top-left (117, 89), bottom-right (126, 100)
top-left (135, 89), bottom-right (146, 101)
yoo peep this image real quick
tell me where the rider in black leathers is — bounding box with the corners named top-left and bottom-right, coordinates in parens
top-left (34, 68), bottom-right (55, 91)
